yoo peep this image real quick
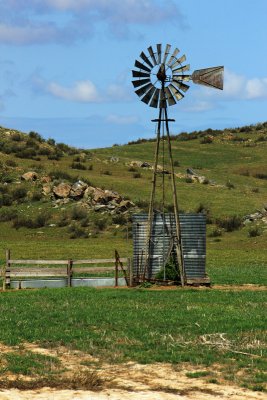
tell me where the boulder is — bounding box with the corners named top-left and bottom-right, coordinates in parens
top-left (70, 180), bottom-right (88, 199)
top-left (21, 171), bottom-right (38, 181)
top-left (41, 176), bottom-right (51, 184)
top-left (53, 183), bottom-right (71, 198)
top-left (42, 184), bottom-right (52, 196)
top-left (117, 200), bottom-right (135, 212)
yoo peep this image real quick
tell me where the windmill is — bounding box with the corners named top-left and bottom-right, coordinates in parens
top-left (132, 44), bottom-right (224, 286)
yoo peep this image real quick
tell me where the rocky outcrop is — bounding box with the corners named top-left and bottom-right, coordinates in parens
top-left (53, 183), bottom-right (71, 198)
top-left (243, 205), bottom-right (267, 224)
top-left (21, 171), bottom-right (38, 181)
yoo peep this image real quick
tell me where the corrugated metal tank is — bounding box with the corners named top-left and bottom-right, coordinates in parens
top-left (132, 213), bottom-right (206, 282)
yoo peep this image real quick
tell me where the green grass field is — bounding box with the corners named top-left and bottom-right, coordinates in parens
top-left (0, 124), bottom-right (267, 392)
top-left (0, 287), bottom-right (266, 391)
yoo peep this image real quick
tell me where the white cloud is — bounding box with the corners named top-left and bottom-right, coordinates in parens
top-left (0, 0), bottom-right (183, 44)
top-left (47, 80), bottom-right (101, 102)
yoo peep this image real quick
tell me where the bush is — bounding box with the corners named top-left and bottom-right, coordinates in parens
top-left (216, 215), bottom-right (242, 232)
top-left (185, 177), bottom-right (193, 183)
top-left (253, 173), bottom-right (267, 180)
top-left (11, 133), bottom-right (22, 141)
top-left (173, 160), bottom-right (180, 167)
top-left (133, 172), bottom-right (141, 179)
top-left (29, 131), bottom-right (43, 142)
top-left (200, 136), bottom-right (213, 144)
top-left (102, 170), bottom-right (112, 176)
top-left (128, 166), bottom-right (137, 172)
top-left (15, 148), bottom-right (37, 159)
top-left (68, 224), bottom-right (88, 239)
top-left (209, 228), bottom-right (222, 237)
top-left (11, 187), bottom-right (27, 201)
top-left (71, 162), bottom-right (87, 170)
top-left (226, 180), bottom-right (235, 189)
top-left (0, 194), bottom-right (13, 206)
top-left (135, 199), bottom-right (149, 209)
top-left (48, 170), bottom-right (72, 181)
top-left (31, 191), bottom-right (42, 201)
top-left (251, 188), bottom-right (259, 193)
top-left (248, 226), bottom-right (262, 237)
top-left (94, 218), bottom-right (108, 231)
top-left (88, 164), bottom-right (93, 171)
top-left (0, 208), bottom-right (18, 222)
top-left (155, 258), bottom-right (179, 281)
top-left (71, 206), bottom-right (88, 220)
top-left (112, 214), bottom-right (128, 225)
top-left (5, 159), bottom-right (17, 167)
top-left (13, 212), bottom-right (50, 229)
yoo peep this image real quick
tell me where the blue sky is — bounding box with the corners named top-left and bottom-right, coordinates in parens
top-left (0, 0), bottom-right (267, 148)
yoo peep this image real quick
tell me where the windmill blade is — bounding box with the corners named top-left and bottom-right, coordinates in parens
top-left (167, 48), bottom-right (180, 66)
top-left (156, 44), bottom-right (162, 64)
top-left (135, 82), bottom-right (153, 98)
top-left (134, 60), bottom-right (151, 73)
top-left (170, 54), bottom-right (186, 69)
top-left (162, 44), bottom-right (171, 64)
top-left (140, 51), bottom-right (154, 68)
top-left (165, 87), bottom-right (177, 106)
top-left (172, 64), bottom-right (190, 73)
top-left (142, 86), bottom-right (157, 105)
top-left (169, 84), bottom-right (184, 101)
top-left (159, 88), bottom-right (167, 108)
top-left (172, 74), bottom-right (191, 82)
top-left (147, 45), bottom-right (157, 66)
top-left (149, 88), bottom-right (160, 108)
top-left (132, 70), bottom-right (151, 78)
top-left (172, 78), bottom-right (190, 92)
top-left (132, 78), bottom-right (150, 88)
top-left (192, 66), bottom-right (224, 90)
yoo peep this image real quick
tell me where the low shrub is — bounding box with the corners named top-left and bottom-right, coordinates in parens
top-left (200, 136), bottom-right (213, 144)
top-left (216, 215), bottom-right (242, 232)
top-left (155, 257), bottom-right (179, 281)
top-left (209, 228), bottom-right (222, 237)
top-left (0, 208), bottom-right (18, 222)
top-left (11, 187), bottom-right (28, 201)
top-left (226, 180), bottom-right (235, 189)
top-left (48, 170), bottom-right (72, 181)
top-left (253, 173), bottom-right (267, 180)
top-left (68, 224), bottom-right (88, 239)
top-left (94, 218), bottom-right (108, 231)
top-left (135, 199), bottom-right (149, 209)
top-left (112, 214), bottom-right (128, 225)
top-left (173, 160), bottom-right (180, 167)
top-left (31, 191), bottom-right (42, 201)
top-left (0, 194), bottom-right (13, 206)
top-left (128, 166), bottom-right (137, 172)
top-left (248, 226), bottom-right (262, 237)
top-left (71, 162), bottom-right (87, 170)
top-left (88, 165), bottom-right (93, 171)
top-left (102, 170), bottom-right (112, 175)
top-left (251, 188), bottom-right (259, 193)
top-left (12, 212), bottom-right (51, 229)
top-left (71, 206), bottom-right (88, 221)
top-left (185, 177), bottom-right (193, 183)
top-left (5, 159), bottom-right (18, 167)
top-left (133, 172), bottom-right (141, 179)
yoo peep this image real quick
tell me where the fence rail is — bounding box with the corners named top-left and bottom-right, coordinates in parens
top-left (2, 250), bottom-right (131, 290)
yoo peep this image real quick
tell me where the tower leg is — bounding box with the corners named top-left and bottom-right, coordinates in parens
top-left (163, 107), bottom-right (186, 286)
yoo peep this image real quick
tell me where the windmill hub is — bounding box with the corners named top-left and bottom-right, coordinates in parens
top-left (156, 63), bottom-right (167, 83)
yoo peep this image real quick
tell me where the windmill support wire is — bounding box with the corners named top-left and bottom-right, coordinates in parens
top-left (144, 85), bottom-right (185, 286)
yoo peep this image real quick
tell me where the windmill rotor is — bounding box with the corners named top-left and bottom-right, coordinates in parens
top-left (132, 43), bottom-right (224, 108)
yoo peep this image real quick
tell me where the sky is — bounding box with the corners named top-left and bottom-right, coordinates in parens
top-left (0, 0), bottom-right (267, 149)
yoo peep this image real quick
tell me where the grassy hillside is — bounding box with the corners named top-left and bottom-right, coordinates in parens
top-left (0, 123), bottom-right (267, 284)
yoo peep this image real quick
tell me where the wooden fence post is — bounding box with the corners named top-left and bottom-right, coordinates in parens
top-left (67, 259), bottom-right (73, 287)
top-left (115, 254), bottom-right (118, 287)
top-left (3, 249), bottom-right (11, 291)
top-left (128, 257), bottom-right (133, 287)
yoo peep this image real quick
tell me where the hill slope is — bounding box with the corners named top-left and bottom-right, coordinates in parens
top-left (0, 123), bottom-right (266, 285)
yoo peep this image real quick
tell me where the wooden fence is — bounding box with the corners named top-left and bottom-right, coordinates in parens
top-left (2, 249), bottom-right (132, 290)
